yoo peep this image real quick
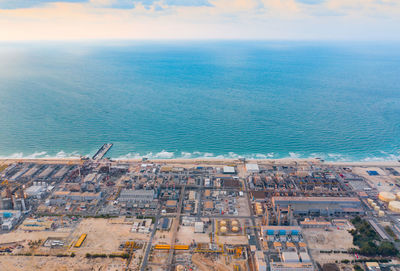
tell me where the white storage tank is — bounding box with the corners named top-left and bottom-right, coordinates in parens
top-left (379, 192), bottom-right (396, 203)
top-left (220, 226), bottom-right (227, 233)
top-left (388, 201), bottom-right (400, 213)
top-left (232, 226), bottom-right (239, 233)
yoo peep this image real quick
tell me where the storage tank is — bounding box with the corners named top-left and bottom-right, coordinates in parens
top-left (231, 220), bottom-right (239, 227)
top-left (220, 220), bottom-right (227, 226)
top-left (378, 210), bottom-right (385, 217)
top-left (396, 192), bottom-right (400, 200)
top-left (176, 265), bottom-right (185, 271)
top-left (374, 206), bottom-right (380, 211)
top-left (379, 192), bottom-right (396, 202)
top-left (220, 226), bottom-right (227, 233)
top-left (388, 201), bottom-right (400, 213)
top-left (367, 199), bottom-right (373, 204)
top-left (232, 226), bottom-right (239, 233)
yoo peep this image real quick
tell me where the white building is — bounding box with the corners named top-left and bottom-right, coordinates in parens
top-left (25, 185), bottom-right (46, 198)
top-left (194, 222), bottom-right (204, 233)
top-left (246, 163), bottom-right (260, 173)
top-left (189, 191), bottom-right (197, 201)
top-left (282, 252), bottom-right (299, 263)
top-left (223, 166), bottom-right (235, 174)
top-left (255, 250), bottom-right (267, 271)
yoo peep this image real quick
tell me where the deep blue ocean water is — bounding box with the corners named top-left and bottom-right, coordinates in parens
top-left (0, 41), bottom-right (399, 161)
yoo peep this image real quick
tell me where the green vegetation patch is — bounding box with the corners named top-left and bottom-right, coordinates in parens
top-left (349, 216), bottom-right (398, 257)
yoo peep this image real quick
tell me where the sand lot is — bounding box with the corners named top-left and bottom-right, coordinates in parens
top-left (303, 228), bottom-right (356, 264)
top-left (0, 255), bottom-right (125, 271)
top-left (352, 167), bottom-right (398, 193)
top-left (177, 226), bottom-right (210, 244)
top-left (303, 228), bottom-right (355, 251)
top-left (0, 229), bottom-right (71, 244)
top-left (0, 218), bottom-right (150, 270)
top-left (70, 218), bottom-right (150, 255)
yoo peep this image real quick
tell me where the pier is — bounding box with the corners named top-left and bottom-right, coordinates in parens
top-left (92, 143), bottom-right (113, 161)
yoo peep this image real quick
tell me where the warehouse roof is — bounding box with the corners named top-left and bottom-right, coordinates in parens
top-left (272, 196), bottom-right (360, 202)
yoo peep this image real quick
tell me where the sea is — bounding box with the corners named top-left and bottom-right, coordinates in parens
top-left (0, 41), bottom-right (399, 161)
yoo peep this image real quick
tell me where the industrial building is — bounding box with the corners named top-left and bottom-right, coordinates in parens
top-left (52, 191), bottom-right (101, 201)
top-left (262, 226), bottom-right (301, 238)
top-left (119, 189), bottom-right (154, 203)
top-left (0, 210), bottom-right (21, 231)
top-left (255, 250), bottom-right (267, 271)
top-left (25, 182), bottom-right (49, 198)
top-left (223, 166), bottom-right (235, 174)
top-left (194, 221), bottom-right (204, 233)
top-left (299, 219), bottom-right (332, 228)
top-left (270, 262), bottom-right (314, 271)
top-left (271, 196), bottom-right (363, 216)
top-left (246, 163), bottom-right (260, 173)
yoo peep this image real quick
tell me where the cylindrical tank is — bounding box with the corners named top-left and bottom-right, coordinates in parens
top-left (371, 202), bottom-right (377, 208)
top-left (220, 220), bottom-right (227, 226)
top-left (367, 199), bottom-right (373, 204)
top-left (379, 192), bottom-right (396, 202)
top-left (176, 265), bottom-right (185, 271)
top-left (220, 226), bottom-right (227, 233)
top-left (232, 226), bottom-right (239, 232)
top-left (378, 210), bottom-right (385, 217)
top-left (396, 192), bottom-right (400, 200)
top-left (388, 201), bottom-right (400, 213)
top-left (231, 220), bottom-right (239, 227)
top-left (374, 206), bottom-right (380, 211)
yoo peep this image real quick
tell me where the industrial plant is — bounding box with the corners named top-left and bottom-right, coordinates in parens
top-left (1, 146), bottom-right (400, 270)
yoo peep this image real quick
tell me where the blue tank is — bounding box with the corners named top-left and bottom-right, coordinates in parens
top-left (267, 229), bottom-right (275, 235)
top-left (279, 230), bottom-right (286, 235)
top-left (3, 212), bottom-right (12, 218)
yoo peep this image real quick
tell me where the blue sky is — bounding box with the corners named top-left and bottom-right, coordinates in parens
top-left (0, 0), bottom-right (399, 40)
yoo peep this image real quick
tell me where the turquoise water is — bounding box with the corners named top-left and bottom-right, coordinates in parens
top-left (0, 41), bottom-right (400, 161)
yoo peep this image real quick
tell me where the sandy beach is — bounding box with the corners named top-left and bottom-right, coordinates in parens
top-left (1, 157), bottom-right (399, 167)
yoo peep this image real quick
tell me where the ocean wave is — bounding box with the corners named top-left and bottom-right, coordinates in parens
top-left (0, 150), bottom-right (82, 159)
top-left (1, 150), bottom-right (400, 162)
top-left (115, 151), bottom-right (277, 160)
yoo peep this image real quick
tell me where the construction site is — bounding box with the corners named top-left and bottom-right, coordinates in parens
top-left (2, 151), bottom-right (400, 270)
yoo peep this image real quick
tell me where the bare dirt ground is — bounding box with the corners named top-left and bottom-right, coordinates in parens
top-left (177, 226), bottom-right (210, 244)
top-left (0, 229), bottom-right (71, 245)
top-left (192, 254), bottom-right (231, 271)
top-left (0, 255), bottom-right (125, 271)
top-left (147, 250), bottom-right (169, 270)
top-left (303, 228), bottom-right (356, 265)
top-left (217, 234), bottom-right (248, 245)
top-left (0, 218), bottom-right (150, 271)
top-left (352, 167), bottom-right (398, 193)
top-left (70, 218), bottom-right (150, 255)
top-left (153, 228), bottom-right (173, 245)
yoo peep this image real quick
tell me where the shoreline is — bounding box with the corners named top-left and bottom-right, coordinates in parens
top-left (1, 157), bottom-right (399, 167)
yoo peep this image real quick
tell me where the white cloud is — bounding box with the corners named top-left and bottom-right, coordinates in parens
top-left (0, 0), bottom-right (399, 40)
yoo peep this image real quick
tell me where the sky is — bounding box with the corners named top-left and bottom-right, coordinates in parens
top-left (0, 0), bottom-right (399, 41)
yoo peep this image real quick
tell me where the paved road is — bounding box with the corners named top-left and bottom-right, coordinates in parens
top-left (140, 208), bottom-right (162, 271)
top-left (167, 185), bottom-right (185, 270)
